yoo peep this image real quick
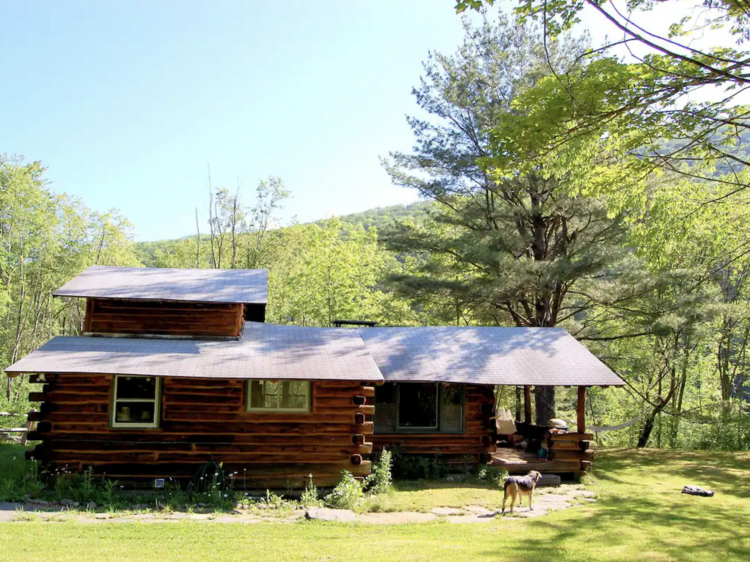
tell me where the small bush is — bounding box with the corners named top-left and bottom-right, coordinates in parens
top-left (391, 448), bottom-right (448, 480)
top-left (476, 465), bottom-right (508, 487)
top-left (324, 471), bottom-right (363, 510)
top-left (300, 474), bottom-right (322, 507)
top-left (364, 449), bottom-right (393, 495)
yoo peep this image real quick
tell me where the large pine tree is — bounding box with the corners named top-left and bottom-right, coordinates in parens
top-left (382, 14), bottom-right (637, 423)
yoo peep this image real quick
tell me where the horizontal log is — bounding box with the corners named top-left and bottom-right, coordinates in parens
top-left (30, 392), bottom-right (109, 404)
top-left (581, 460), bottom-right (593, 472)
top-left (92, 299), bottom-right (242, 311)
top-left (549, 432), bottom-right (594, 442)
top-left (43, 442), bottom-right (374, 456)
top-left (161, 412), bottom-right (361, 424)
top-left (46, 421), bottom-right (374, 435)
top-left (44, 451), bottom-right (356, 464)
top-left (313, 405), bottom-right (375, 416)
top-left (548, 450), bottom-right (595, 461)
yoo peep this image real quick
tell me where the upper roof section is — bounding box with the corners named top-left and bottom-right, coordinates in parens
top-left (53, 266), bottom-right (268, 305)
top-left (358, 326), bottom-right (625, 387)
top-left (5, 322), bottom-right (382, 381)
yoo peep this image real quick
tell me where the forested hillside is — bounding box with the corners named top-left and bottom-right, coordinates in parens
top-left (2, 10), bottom-right (749, 453)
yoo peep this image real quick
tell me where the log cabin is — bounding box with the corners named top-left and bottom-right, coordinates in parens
top-left (5, 266), bottom-right (625, 488)
top-left (357, 327), bottom-right (623, 476)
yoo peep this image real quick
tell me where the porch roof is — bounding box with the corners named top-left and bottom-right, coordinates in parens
top-left (53, 266), bottom-right (268, 304)
top-left (4, 322), bottom-right (383, 381)
top-left (358, 327), bottom-right (625, 387)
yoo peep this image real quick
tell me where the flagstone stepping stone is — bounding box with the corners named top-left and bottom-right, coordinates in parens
top-left (430, 507), bottom-right (464, 516)
top-left (305, 507), bottom-right (356, 522)
top-left (357, 512), bottom-right (437, 525)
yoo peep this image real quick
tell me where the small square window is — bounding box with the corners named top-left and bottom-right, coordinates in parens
top-left (246, 380), bottom-right (311, 412)
top-left (111, 376), bottom-right (161, 429)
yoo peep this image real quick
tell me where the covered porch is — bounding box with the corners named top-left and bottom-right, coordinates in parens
top-left (492, 385), bottom-right (596, 476)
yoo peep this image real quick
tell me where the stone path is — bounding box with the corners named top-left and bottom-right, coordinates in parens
top-left (0, 488), bottom-right (597, 524)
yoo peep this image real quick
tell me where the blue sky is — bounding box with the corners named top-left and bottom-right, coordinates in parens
top-left (1, 1), bottom-right (726, 241)
top-left (1, 1), bottom-right (470, 241)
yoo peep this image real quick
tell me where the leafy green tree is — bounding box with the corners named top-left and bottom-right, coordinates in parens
top-left (0, 156), bottom-right (139, 414)
top-left (457, 0), bottom-right (750, 200)
top-left (382, 14), bottom-right (643, 423)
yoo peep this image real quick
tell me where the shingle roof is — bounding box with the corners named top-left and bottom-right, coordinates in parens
top-left (358, 327), bottom-right (624, 386)
top-left (53, 266), bottom-right (268, 304)
top-left (4, 323), bottom-right (383, 381)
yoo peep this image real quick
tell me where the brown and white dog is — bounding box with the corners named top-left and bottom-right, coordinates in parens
top-left (501, 471), bottom-right (542, 514)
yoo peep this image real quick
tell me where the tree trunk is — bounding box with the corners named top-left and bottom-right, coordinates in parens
top-left (534, 386), bottom-right (555, 426)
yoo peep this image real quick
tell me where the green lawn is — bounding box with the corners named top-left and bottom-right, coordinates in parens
top-left (1, 448), bottom-right (748, 562)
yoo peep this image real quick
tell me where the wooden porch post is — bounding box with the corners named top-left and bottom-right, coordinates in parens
top-left (524, 385), bottom-right (532, 424)
top-left (577, 386), bottom-right (586, 433)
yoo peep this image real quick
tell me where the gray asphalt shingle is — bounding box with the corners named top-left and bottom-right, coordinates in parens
top-left (53, 266), bottom-right (268, 304)
top-left (5, 323), bottom-right (383, 381)
top-left (358, 327), bottom-right (625, 386)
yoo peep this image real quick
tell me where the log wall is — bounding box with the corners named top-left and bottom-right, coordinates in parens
top-left (85, 299), bottom-right (249, 338)
top-left (27, 374), bottom-right (373, 488)
top-left (369, 384), bottom-right (496, 465)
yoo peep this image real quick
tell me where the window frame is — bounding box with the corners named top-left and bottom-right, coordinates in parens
top-left (245, 380), bottom-right (312, 413)
top-left (110, 375), bottom-right (162, 429)
top-left (374, 382), bottom-right (466, 434)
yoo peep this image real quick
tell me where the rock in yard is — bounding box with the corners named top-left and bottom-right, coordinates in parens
top-left (537, 474), bottom-right (561, 488)
top-left (430, 507), bottom-right (463, 516)
top-left (28, 499), bottom-right (49, 506)
top-left (86, 502), bottom-right (97, 510)
top-left (682, 485), bottom-right (714, 497)
top-left (60, 499), bottom-right (76, 507)
top-left (305, 507), bottom-right (356, 522)
top-left (463, 505), bottom-right (495, 515)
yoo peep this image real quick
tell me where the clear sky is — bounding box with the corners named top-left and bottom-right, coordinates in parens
top-left (0, 1), bottom-right (729, 241)
top-left (1, 1), bottom-right (470, 241)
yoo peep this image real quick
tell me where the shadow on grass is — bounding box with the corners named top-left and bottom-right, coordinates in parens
top-left (595, 448), bottom-right (750, 499)
top-left (471, 448), bottom-right (750, 562)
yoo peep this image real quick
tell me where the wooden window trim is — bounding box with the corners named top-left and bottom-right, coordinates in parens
top-left (110, 376), bottom-right (162, 429)
top-left (245, 380), bottom-right (312, 413)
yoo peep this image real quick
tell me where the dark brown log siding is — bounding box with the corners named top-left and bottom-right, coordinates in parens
top-left (28, 374), bottom-right (373, 488)
top-left (85, 299), bottom-right (247, 338)
top-left (369, 384), bottom-right (496, 464)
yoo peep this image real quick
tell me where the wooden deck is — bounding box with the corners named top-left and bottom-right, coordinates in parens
top-left (491, 432), bottom-right (595, 475)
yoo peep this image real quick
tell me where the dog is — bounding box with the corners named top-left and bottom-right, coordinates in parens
top-left (501, 471), bottom-right (542, 514)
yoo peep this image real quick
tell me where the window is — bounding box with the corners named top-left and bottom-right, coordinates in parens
top-left (374, 383), bottom-right (397, 433)
top-left (399, 383), bottom-right (438, 429)
top-left (373, 382), bottom-right (464, 433)
top-left (111, 376), bottom-right (161, 429)
top-left (246, 380), bottom-right (311, 412)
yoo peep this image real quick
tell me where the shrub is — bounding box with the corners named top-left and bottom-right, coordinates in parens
top-left (324, 471), bottom-right (363, 510)
top-left (300, 474), bottom-right (322, 507)
top-left (476, 465), bottom-right (508, 487)
top-left (364, 449), bottom-right (392, 495)
top-left (391, 448), bottom-right (448, 480)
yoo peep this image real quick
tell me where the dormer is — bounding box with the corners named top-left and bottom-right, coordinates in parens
top-left (54, 266), bottom-right (268, 339)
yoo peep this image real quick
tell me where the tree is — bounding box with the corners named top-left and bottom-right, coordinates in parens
top-left (382, 14), bottom-right (642, 423)
top-left (457, 1), bottom-right (750, 204)
top-left (0, 155), bottom-right (139, 410)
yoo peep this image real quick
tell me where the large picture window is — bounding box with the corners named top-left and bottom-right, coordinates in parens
top-left (374, 382), bottom-right (464, 433)
top-left (111, 376), bottom-right (161, 429)
top-left (246, 380), bottom-right (311, 412)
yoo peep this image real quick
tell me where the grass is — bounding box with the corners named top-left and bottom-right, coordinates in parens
top-left (362, 479), bottom-right (501, 512)
top-left (1, 448), bottom-right (749, 561)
